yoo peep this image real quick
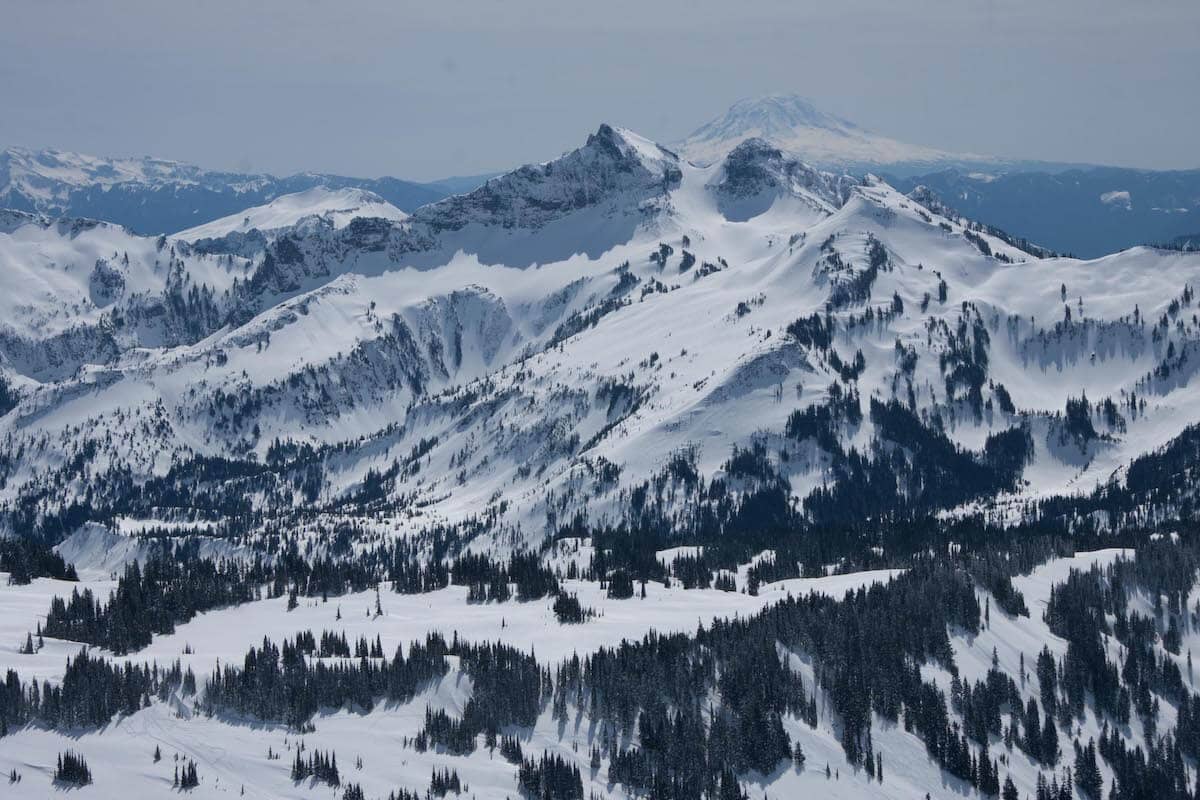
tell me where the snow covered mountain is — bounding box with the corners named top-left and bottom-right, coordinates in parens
top-left (0, 146), bottom-right (448, 235)
top-left (676, 94), bottom-right (996, 172)
top-left (2, 124), bottom-right (1199, 550)
top-left (4, 122), bottom-right (1200, 800)
top-left (0, 209), bottom-right (254, 379)
top-left (676, 96), bottom-right (1200, 256)
top-left (0, 146), bottom-right (252, 201)
top-left (177, 187), bottom-right (408, 243)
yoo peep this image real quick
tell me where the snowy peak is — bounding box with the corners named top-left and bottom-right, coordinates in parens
top-left (677, 93), bottom-right (989, 171)
top-left (708, 137), bottom-right (858, 221)
top-left (587, 123), bottom-right (681, 181)
top-left (186, 125), bottom-right (686, 285)
top-left (408, 124), bottom-right (681, 237)
top-left (691, 94), bottom-right (860, 143)
top-left (175, 186), bottom-right (407, 242)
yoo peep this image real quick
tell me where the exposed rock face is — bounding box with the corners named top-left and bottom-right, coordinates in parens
top-left (411, 125), bottom-right (682, 234)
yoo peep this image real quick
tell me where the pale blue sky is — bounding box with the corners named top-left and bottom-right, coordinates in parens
top-left (2, 0), bottom-right (1197, 180)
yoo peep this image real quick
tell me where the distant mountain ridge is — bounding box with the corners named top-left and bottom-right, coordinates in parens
top-left (6, 97), bottom-right (1199, 258)
top-left (888, 165), bottom-right (1200, 258)
top-left (0, 146), bottom-right (473, 235)
top-left (677, 95), bottom-right (1200, 256)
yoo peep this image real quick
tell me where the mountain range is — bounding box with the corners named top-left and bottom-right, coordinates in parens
top-left (1, 122), bottom-right (1198, 550)
top-left (672, 94), bottom-right (1200, 258)
top-left (7, 96), bottom-right (1199, 258)
top-left (0, 145), bottom-right (454, 236)
top-left (3, 102), bottom-right (1200, 800)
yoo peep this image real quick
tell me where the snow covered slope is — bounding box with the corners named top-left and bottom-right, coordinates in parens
top-left (176, 187), bottom-right (408, 242)
top-left (0, 546), bottom-right (1188, 800)
top-left (0, 209), bottom-right (254, 381)
top-left (0, 123), bottom-right (1198, 554)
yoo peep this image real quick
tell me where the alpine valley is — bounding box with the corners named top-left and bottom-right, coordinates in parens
top-left (4, 107), bottom-right (1200, 800)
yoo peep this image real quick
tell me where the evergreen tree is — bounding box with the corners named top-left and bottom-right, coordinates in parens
top-left (793, 741), bottom-right (806, 771)
top-left (54, 751), bottom-right (92, 786)
top-left (1074, 739), bottom-right (1102, 799)
top-left (180, 759), bottom-right (199, 789)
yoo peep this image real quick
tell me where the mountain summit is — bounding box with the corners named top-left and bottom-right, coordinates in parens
top-left (676, 93), bottom-right (989, 171)
top-left (688, 95), bottom-right (860, 142)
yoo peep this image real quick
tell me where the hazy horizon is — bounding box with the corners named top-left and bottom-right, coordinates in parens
top-left (3, 0), bottom-right (1198, 181)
